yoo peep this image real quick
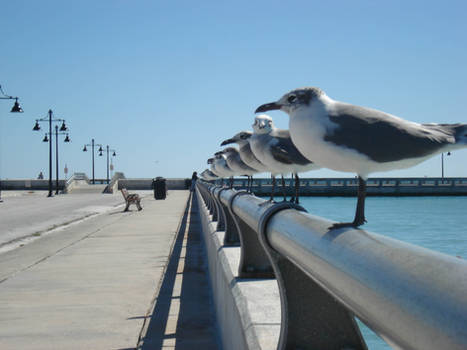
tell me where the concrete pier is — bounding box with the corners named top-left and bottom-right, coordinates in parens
top-left (0, 190), bottom-right (219, 349)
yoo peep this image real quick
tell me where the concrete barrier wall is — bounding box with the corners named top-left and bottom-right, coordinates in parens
top-left (118, 178), bottom-right (189, 190)
top-left (195, 189), bottom-right (280, 350)
top-left (1, 179), bottom-right (66, 190)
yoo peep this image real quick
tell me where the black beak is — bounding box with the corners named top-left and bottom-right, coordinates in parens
top-left (255, 102), bottom-right (281, 113)
top-left (221, 138), bottom-right (234, 146)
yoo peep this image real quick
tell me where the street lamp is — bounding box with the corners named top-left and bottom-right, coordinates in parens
top-left (83, 139), bottom-right (103, 184)
top-left (42, 125), bottom-right (70, 194)
top-left (105, 146), bottom-right (117, 184)
top-left (0, 84), bottom-right (23, 202)
top-left (441, 152), bottom-right (451, 180)
top-left (33, 110), bottom-right (68, 197)
top-left (0, 84), bottom-right (23, 113)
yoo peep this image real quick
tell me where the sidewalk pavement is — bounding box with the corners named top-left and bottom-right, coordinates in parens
top-left (0, 190), bottom-right (217, 349)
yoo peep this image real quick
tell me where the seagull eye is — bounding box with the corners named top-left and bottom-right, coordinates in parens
top-left (287, 95), bottom-right (296, 103)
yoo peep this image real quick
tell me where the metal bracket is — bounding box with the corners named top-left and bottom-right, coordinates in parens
top-left (258, 202), bottom-right (367, 350)
top-left (214, 187), bottom-right (237, 244)
top-left (210, 186), bottom-right (220, 222)
top-left (213, 187), bottom-right (227, 232)
top-left (227, 193), bottom-right (274, 278)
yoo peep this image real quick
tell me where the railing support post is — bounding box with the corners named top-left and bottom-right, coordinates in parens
top-left (258, 202), bottom-right (367, 350)
top-left (226, 191), bottom-right (274, 278)
top-left (212, 187), bottom-right (226, 232)
top-left (217, 188), bottom-right (240, 246)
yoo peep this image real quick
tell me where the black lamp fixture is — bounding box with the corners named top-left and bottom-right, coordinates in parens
top-left (59, 121), bottom-right (67, 131)
top-left (64, 134), bottom-right (70, 142)
top-left (83, 145), bottom-right (87, 152)
top-left (10, 98), bottom-right (23, 113)
top-left (0, 85), bottom-right (23, 113)
top-left (42, 135), bottom-right (49, 142)
top-left (33, 121), bottom-right (41, 131)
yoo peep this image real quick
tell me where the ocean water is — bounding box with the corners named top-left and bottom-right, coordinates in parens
top-left (295, 196), bottom-right (467, 349)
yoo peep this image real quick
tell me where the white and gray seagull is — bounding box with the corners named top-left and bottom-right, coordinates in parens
top-left (201, 169), bottom-right (219, 181)
top-left (221, 131), bottom-right (269, 192)
top-left (219, 147), bottom-right (258, 192)
top-left (207, 158), bottom-right (221, 178)
top-left (213, 151), bottom-right (237, 187)
top-left (256, 87), bottom-right (467, 228)
top-left (250, 114), bottom-right (319, 203)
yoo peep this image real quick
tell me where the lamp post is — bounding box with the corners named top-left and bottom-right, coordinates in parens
top-left (105, 146), bottom-right (117, 184)
top-left (83, 139), bottom-right (103, 184)
top-left (441, 152), bottom-right (451, 180)
top-left (0, 84), bottom-right (23, 202)
top-left (33, 110), bottom-right (68, 197)
top-left (53, 125), bottom-right (70, 194)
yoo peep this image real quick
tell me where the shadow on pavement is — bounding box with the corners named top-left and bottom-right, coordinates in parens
top-left (137, 192), bottom-right (219, 349)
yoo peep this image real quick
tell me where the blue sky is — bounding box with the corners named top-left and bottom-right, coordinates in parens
top-left (1, 0), bottom-right (466, 179)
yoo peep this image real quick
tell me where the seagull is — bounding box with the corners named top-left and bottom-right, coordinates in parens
top-left (207, 158), bottom-right (222, 178)
top-left (221, 131), bottom-right (269, 173)
top-left (219, 147), bottom-right (258, 192)
top-left (250, 114), bottom-right (319, 203)
top-left (213, 152), bottom-right (237, 187)
top-left (201, 169), bottom-right (219, 181)
top-left (256, 87), bottom-right (467, 228)
top-left (221, 132), bottom-right (269, 192)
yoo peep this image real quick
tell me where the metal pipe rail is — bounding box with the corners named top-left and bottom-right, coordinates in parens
top-left (197, 181), bottom-right (467, 350)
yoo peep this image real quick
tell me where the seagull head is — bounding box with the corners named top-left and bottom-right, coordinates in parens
top-left (220, 131), bottom-right (252, 146)
top-left (252, 114), bottom-right (273, 134)
top-left (255, 87), bottom-right (324, 115)
top-left (207, 158), bottom-right (214, 164)
top-left (214, 151), bottom-right (227, 160)
top-left (222, 147), bottom-right (238, 156)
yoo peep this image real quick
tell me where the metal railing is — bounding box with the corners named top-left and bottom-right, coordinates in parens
top-left (211, 177), bottom-right (467, 196)
top-left (196, 181), bottom-right (467, 350)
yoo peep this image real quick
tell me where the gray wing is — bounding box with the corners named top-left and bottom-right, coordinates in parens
top-left (271, 130), bottom-right (312, 165)
top-left (325, 102), bottom-right (455, 163)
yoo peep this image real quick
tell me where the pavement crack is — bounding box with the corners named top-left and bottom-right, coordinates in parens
top-left (0, 215), bottom-right (126, 285)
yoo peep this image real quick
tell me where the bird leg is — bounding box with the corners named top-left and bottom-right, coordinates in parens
top-left (229, 177), bottom-right (233, 189)
top-left (329, 176), bottom-right (367, 229)
top-left (270, 175), bottom-right (276, 201)
top-left (249, 175), bottom-right (254, 193)
top-left (294, 173), bottom-right (300, 204)
top-left (281, 175), bottom-right (287, 201)
top-left (289, 174), bottom-right (295, 203)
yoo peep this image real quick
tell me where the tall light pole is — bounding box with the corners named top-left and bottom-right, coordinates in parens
top-left (441, 152), bottom-right (451, 180)
top-left (83, 139), bottom-right (103, 184)
top-left (54, 125), bottom-right (70, 194)
top-left (105, 146), bottom-right (117, 184)
top-left (0, 84), bottom-right (23, 202)
top-left (33, 110), bottom-right (68, 197)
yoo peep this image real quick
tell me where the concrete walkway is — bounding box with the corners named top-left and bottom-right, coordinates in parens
top-left (0, 190), bottom-right (219, 349)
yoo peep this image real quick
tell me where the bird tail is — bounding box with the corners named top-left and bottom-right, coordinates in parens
top-left (425, 123), bottom-right (467, 146)
top-left (451, 124), bottom-right (467, 145)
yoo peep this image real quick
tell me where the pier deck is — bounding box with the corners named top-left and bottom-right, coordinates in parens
top-left (0, 190), bottom-right (218, 349)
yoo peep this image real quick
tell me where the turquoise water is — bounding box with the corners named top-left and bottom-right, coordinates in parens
top-left (296, 196), bottom-right (467, 349)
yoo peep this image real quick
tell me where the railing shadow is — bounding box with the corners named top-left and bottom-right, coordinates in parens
top-left (138, 193), bottom-right (219, 349)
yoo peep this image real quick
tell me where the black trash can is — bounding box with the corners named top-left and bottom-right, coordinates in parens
top-left (152, 177), bottom-right (167, 200)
